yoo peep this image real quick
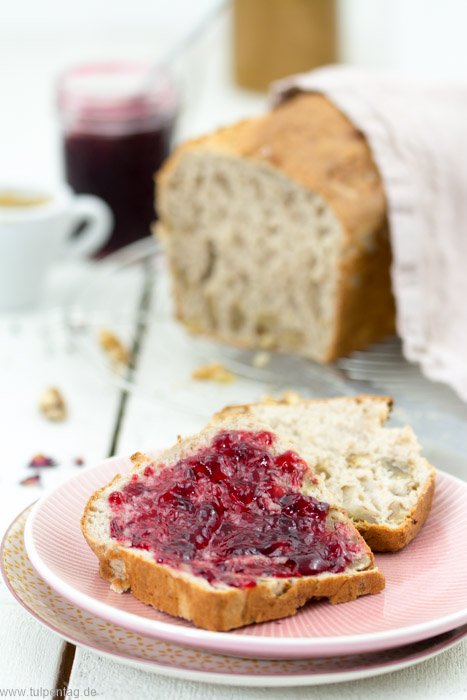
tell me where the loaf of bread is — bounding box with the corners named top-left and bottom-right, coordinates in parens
top-left (217, 395), bottom-right (436, 552)
top-left (156, 93), bottom-right (395, 362)
top-left (82, 415), bottom-right (384, 631)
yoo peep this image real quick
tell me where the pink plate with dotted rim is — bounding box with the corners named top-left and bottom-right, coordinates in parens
top-left (3, 506), bottom-right (467, 686)
top-left (23, 451), bottom-right (467, 660)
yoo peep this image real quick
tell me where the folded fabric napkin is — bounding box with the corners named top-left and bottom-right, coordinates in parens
top-left (272, 65), bottom-right (467, 401)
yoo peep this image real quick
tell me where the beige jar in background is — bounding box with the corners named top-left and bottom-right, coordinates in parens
top-left (232, 0), bottom-right (337, 91)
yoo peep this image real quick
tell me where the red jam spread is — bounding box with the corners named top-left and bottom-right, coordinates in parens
top-left (108, 430), bottom-right (363, 588)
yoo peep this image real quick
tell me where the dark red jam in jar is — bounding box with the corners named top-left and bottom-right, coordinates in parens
top-left (58, 63), bottom-right (178, 256)
top-left (108, 430), bottom-right (363, 588)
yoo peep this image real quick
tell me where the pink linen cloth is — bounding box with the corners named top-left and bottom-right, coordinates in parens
top-left (271, 65), bottom-right (467, 401)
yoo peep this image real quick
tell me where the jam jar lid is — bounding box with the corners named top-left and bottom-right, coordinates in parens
top-left (58, 62), bottom-right (179, 135)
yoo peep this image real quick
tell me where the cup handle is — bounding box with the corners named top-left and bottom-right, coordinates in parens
top-left (65, 194), bottom-right (113, 258)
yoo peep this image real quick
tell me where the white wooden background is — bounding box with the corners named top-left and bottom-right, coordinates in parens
top-left (2, 5), bottom-right (467, 699)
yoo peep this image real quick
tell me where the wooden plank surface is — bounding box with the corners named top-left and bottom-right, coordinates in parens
top-left (1, 604), bottom-right (66, 691)
top-left (69, 641), bottom-right (467, 700)
top-left (0, 262), bottom-right (145, 691)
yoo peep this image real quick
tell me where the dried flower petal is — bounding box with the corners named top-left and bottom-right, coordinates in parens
top-left (28, 453), bottom-right (57, 468)
top-left (74, 456), bottom-right (85, 466)
top-left (192, 362), bottom-right (235, 384)
top-left (38, 387), bottom-right (67, 421)
top-left (20, 474), bottom-right (41, 487)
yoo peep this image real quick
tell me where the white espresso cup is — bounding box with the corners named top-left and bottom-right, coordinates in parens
top-left (0, 183), bottom-right (113, 310)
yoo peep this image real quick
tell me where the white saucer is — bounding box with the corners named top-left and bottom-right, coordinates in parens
top-left (4, 506), bottom-right (467, 687)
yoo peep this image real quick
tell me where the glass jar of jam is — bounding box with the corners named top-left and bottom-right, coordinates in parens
top-left (58, 63), bottom-right (179, 256)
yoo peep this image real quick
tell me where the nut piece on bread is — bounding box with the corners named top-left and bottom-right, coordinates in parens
top-left (216, 396), bottom-right (436, 552)
top-left (156, 93), bottom-right (395, 362)
top-left (82, 416), bottom-right (384, 631)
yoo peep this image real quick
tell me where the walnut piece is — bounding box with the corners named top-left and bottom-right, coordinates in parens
top-left (38, 387), bottom-right (67, 421)
top-left (98, 329), bottom-right (131, 370)
top-left (192, 362), bottom-right (235, 383)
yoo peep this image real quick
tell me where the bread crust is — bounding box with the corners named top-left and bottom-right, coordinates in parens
top-left (89, 541), bottom-right (384, 631)
top-left (156, 93), bottom-right (395, 361)
top-left (215, 394), bottom-right (394, 422)
top-left (83, 490), bottom-right (385, 632)
top-left (81, 429), bottom-right (385, 631)
top-left (214, 395), bottom-right (435, 552)
top-left (158, 94), bottom-right (386, 241)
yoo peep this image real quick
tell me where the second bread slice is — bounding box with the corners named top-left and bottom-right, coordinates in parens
top-left (217, 396), bottom-right (436, 552)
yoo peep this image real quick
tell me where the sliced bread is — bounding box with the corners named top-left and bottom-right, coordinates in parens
top-left (216, 396), bottom-right (436, 552)
top-left (82, 415), bottom-right (384, 631)
top-left (156, 92), bottom-right (395, 362)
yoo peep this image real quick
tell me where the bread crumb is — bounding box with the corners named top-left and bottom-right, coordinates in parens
top-left (280, 390), bottom-right (303, 405)
top-left (192, 362), bottom-right (235, 383)
top-left (38, 387), bottom-right (67, 421)
top-left (262, 390), bottom-right (303, 405)
top-left (252, 351), bottom-right (271, 369)
top-left (98, 329), bottom-right (131, 370)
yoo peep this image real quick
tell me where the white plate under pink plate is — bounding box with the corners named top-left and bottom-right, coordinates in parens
top-left (4, 506), bottom-right (467, 687)
top-left (23, 450), bottom-right (467, 659)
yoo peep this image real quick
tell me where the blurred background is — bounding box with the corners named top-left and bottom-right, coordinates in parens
top-left (1, 0), bottom-right (467, 456)
top-left (2, 0), bottom-right (467, 187)
top-left (1, 0), bottom-right (467, 579)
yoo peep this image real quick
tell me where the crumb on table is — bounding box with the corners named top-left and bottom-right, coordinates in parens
top-left (192, 362), bottom-right (235, 384)
top-left (98, 329), bottom-right (131, 370)
top-left (38, 387), bottom-right (67, 421)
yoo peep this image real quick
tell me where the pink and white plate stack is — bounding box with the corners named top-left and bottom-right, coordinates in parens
top-left (2, 451), bottom-right (467, 687)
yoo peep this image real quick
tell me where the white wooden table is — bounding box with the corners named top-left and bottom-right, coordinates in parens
top-left (1, 10), bottom-right (467, 700)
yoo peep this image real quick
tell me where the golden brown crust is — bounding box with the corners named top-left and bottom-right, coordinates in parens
top-left (326, 222), bottom-right (395, 361)
top-left (158, 94), bottom-right (386, 242)
top-left (83, 526), bottom-right (384, 631)
top-left (156, 93), bottom-right (395, 361)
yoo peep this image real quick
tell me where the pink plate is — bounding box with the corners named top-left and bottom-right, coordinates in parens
top-left (23, 451), bottom-right (467, 659)
top-left (3, 506), bottom-right (467, 687)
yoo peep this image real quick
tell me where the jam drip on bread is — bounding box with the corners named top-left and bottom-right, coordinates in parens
top-left (108, 430), bottom-right (364, 588)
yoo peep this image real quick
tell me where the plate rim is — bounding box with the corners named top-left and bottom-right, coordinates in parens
top-left (22, 453), bottom-right (467, 659)
top-left (3, 504), bottom-right (467, 687)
